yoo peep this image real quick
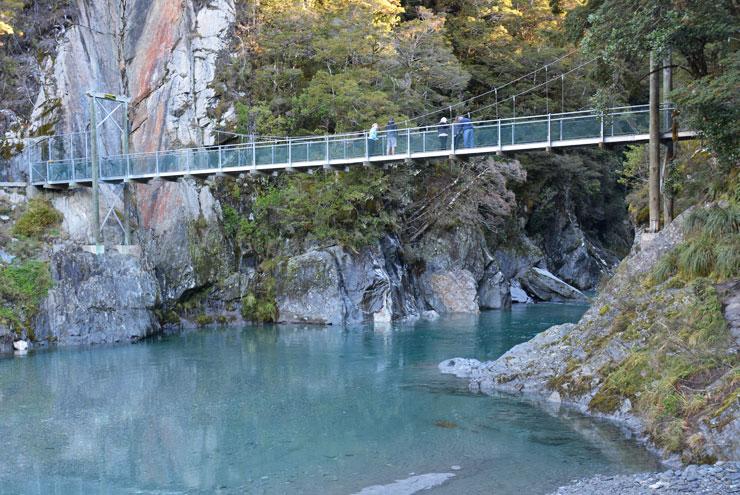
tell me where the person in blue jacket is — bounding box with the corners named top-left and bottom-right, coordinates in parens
top-left (457, 115), bottom-right (474, 148)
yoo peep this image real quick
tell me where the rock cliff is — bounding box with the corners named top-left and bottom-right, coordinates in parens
top-left (31, 0), bottom-right (235, 153)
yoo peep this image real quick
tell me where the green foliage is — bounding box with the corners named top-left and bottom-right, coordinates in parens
top-left (194, 314), bottom-right (214, 327)
top-left (241, 291), bottom-right (278, 323)
top-left (237, 169), bottom-right (394, 256)
top-left (12, 198), bottom-right (62, 239)
top-left (653, 202), bottom-right (740, 284)
top-left (0, 260), bottom-right (52, 335)
top-left (673, 50), bottom-right (739, 167)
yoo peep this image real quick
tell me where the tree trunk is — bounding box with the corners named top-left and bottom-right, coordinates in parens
top-left (648, 51), bottom-right (661, 232)
top-left (662, 51), bottom-right (674, 225)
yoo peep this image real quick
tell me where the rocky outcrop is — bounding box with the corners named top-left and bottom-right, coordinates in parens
top-left (441, 209), bottom-right (739, 463)
top-left (135, 178), bottom-right (232, 302)
top-left (276, 250), bottom-right (345, 325)
top-left (35, 249), bottom-right (159, 346)
top-left (276, 236), bottom-right (421, 325)
top-left (478, 270), bottom-right (511, 310)
top-left (421, 269), bottom-right (479, 313)
top-left (0, 324), bottom-right (13, 353)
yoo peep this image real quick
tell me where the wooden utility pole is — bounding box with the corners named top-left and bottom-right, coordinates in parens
top-left (662, 51), bottom-right (674, 225)
top-left (648, 52), bottom-right (661, 232)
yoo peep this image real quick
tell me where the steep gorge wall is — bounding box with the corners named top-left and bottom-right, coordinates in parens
top-left (31, 0), bottom-right (235, 153)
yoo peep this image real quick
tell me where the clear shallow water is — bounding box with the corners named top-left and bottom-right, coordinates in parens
top-left (0, 304), bottom-right (659, 494)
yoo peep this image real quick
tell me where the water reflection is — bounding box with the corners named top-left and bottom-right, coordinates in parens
top-left (0, 304), bottom-right (658, 494)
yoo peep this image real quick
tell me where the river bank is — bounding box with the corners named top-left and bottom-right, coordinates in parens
top-left (549, 462), bottom-right (740, 494)
top-left (440, 204), bottom-right (739, 465)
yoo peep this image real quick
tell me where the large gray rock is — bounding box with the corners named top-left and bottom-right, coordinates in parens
top-left (276, 250), bottom-right (345, 325)
top-left (0, 324), bottom-right (13, 354)
top-left (276, 238), bottom-right (422, 325)
top-left (35, 249), bottom-right (159, 346)
top-left (518, 267), bottom-right (587, 302)
top-left (478, 270), bottom-right (511, 310)
top-left (421, 269), bottom-right (479, 313)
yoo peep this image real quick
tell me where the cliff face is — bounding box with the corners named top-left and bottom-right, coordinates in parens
top-left (31, 0), bottom-right (234, 153)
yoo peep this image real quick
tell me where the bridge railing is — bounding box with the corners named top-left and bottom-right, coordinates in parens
top-left (30, 105), bottom-right (679, 184)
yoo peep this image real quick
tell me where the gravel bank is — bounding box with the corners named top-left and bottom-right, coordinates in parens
top-left (549, 463), bottom-right (740, 494)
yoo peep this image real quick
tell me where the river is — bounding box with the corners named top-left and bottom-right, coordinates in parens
top-left (0, 303), bottom-right (659, 494)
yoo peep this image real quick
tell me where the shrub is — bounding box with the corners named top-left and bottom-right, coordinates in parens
top-left (12, 198), bottom-right (63, 239)
top-left (0, 261), bottom-right (53, 335)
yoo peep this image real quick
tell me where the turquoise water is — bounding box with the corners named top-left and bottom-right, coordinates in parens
top-left (0, 304), bottom-right (659, 494)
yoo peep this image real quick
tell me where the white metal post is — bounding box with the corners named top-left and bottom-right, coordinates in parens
top-left (252, 140), bottom-right (256, 170)
top-left (600, 114), bottom-right (605, 144)
top-left (451, 123), bottom-right (456, 155)
top-left (288, 138), bottom-right (292, 166)
top-left (497, 120), bottom-right (501, 151)
top-left (155, 150), bottom-right (159, 175)
top-left (364, 132), bottom-right (369, 161)
top-left (219, 146), bottom-right (223, 169)
top-left (406, 128), bottom-right (411, 158)
top-left (547, 114), bottom-right (551, 149)
top-left (325, 136), bottom-right (329, 165)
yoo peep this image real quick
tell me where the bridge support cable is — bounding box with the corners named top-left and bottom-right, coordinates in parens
top-left (648, 52), bottom-right (662, 233)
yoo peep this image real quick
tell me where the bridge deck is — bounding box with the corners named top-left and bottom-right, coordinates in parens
top-left (30, 105), bottom-right (695, 186)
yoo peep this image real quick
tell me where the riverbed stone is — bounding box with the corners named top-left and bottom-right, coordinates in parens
top-left (549, 462), bottom-right (740, 495)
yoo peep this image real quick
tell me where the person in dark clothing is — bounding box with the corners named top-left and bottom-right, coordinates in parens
top-left (457, 115), bottom-right (474, 148)
top-left (437, 117), bottom-right (450, 150)
top-left (386, 118), bottom-right (398, 155)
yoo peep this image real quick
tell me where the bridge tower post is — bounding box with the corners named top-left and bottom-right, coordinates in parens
top-left (662, 50), bottom-right (674, 225)
top-left (86, 92), bottom-right (131, 252)
top-left (648, 51), bottom-right (662, 232)
top-left (89, 94), bottom-right (102, 252)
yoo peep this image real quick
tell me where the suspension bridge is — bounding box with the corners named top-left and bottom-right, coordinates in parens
top-left (27, 104), bottom-right (694, 187)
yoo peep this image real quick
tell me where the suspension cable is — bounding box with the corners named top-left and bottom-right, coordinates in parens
top-left (402, 49), bottom-right (579, 124)
top-left (467, 57), bottom-right (600, 118)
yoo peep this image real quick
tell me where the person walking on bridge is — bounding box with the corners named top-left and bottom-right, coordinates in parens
top-left (386, 118), bottom-right (398, 155)
top-left (457, 115), bottom-right (474, 149)
top-left (437, 117), bottom-right (450, 150)
top-left (369, 123), bottom-right (379, 156)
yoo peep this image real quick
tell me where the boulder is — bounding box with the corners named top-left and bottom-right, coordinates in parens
top-left (478, 270), bottom-right (511, 310)
top-left (518, 267), bottom-right (587, 302)
top-left (276, 250), bottom-right (345, 325)
top-left (0, 325), bottom-right (12, 353)
top-left (35, 249), bottom-right (159, 346)
top-left (12, 340), bottom-right (28, 351)
top-left (421, 269), bottom-right (479, 314)
top-left (510, 280), bottom-right (533, 304)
